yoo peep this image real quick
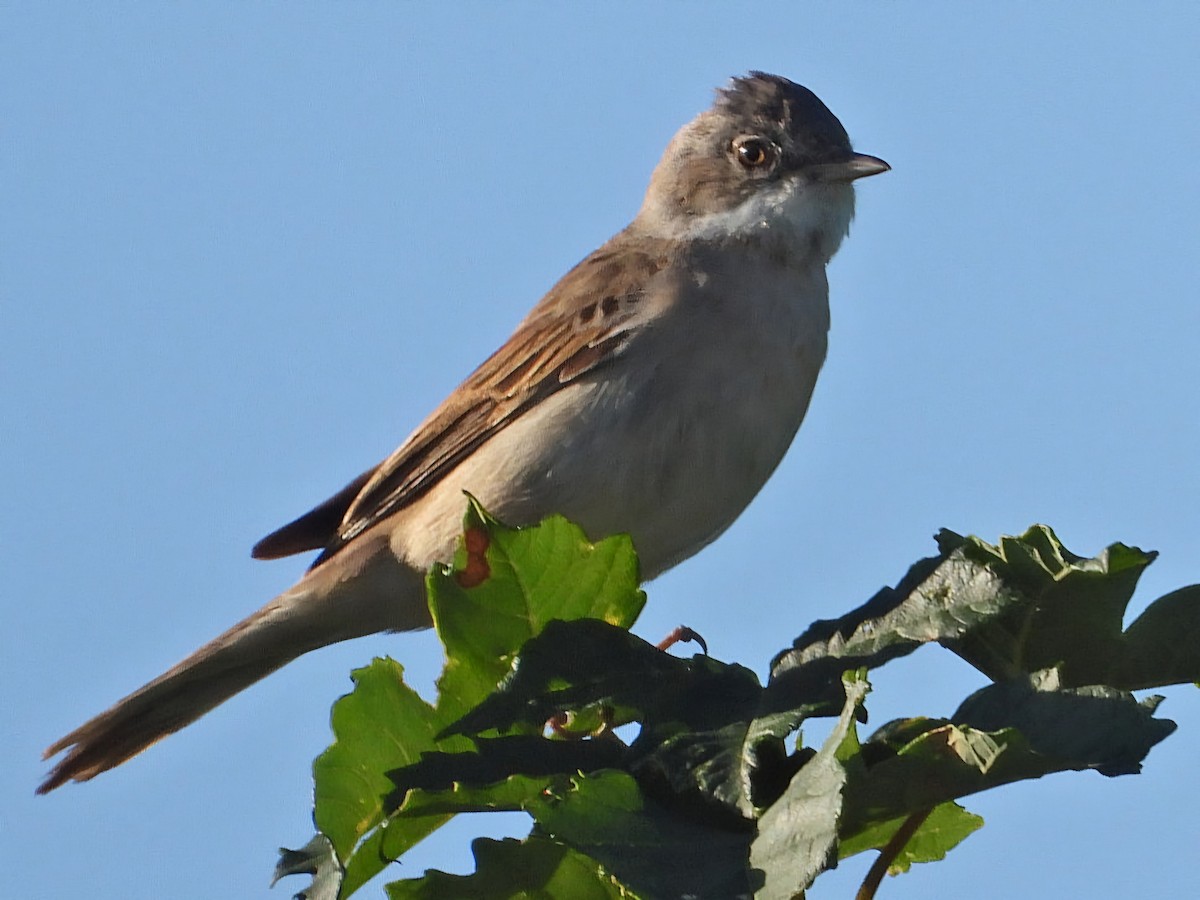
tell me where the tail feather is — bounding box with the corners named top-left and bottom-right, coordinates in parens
top-left (40, 547), bottom-right (426, 793)
top-left (39, 634), bottom-right (292, 792)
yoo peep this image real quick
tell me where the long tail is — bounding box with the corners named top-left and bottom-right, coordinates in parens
top-left (39, 551), bottom-right (425, 793)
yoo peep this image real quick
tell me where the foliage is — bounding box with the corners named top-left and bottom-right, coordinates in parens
top-left (277, 504), bottom-right (1198, 899)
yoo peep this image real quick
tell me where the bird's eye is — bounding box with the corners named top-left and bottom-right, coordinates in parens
top-left (733, 136), bottom-right (777, 169)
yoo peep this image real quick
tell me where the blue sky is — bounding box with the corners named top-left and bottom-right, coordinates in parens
top-left (5, 4), bottom-right (1199, 898)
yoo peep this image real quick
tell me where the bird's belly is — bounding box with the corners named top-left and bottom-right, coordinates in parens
top-left (563, 321), bottom-right (826, 577)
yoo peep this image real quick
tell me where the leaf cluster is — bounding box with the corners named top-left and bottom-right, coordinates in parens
top-left (277, 503), bottom-right (1198, 899)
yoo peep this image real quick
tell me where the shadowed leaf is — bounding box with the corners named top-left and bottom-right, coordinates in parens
top-left (750, 672), bottom-right (870, 899)
top-left (384, 836), bottom-right (635, 900)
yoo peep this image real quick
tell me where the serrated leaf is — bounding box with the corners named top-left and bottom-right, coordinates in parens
top-left (431, 499), bottom-right (646, 716)
top-left (313, 658), bottom-right (461, 860)
top-left (840, 723), bottom-right (1038, 840)
top-left (766, 543), bottom-right (1026, 721)
top-left (838, 667), bottom-right (1177, 841)
top-left (778, 524), bottom-right (1200, 695)
top-left (384, 836), bottom-right (637, 900)
top-left (750, 672), bottom-right (871, 899)
top-left (940, 526), bottom-right (1168, 686)
top-left (953, 667), bottom-right (1177, 777)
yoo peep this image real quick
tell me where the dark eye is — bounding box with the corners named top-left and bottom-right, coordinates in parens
top-left (733, 136), bottom-right (777, 169)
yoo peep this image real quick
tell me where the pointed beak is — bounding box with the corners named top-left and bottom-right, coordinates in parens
top-left (806, 153), bottom-right (891, 184)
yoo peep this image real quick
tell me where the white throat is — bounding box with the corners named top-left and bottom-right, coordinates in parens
top-left (639, 177), bottom-right (857, 262)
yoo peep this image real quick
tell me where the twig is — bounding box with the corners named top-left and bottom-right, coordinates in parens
top-left (855, 807), bottom-right (934, 900)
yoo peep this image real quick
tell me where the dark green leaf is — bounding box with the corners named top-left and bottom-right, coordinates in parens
top-left (954, 668), bottom-right (1177, 777)
top-left (384, 836), bottom-right (636, 900)
top-left (839, 667), bottom-right (1177, 841)
top-left (440, 619), bottom-right (697, 739)
top-left (386, 735), bottom-right (627, 813)
top-left (750, 672), bottom-right (870, 899)
top-left (841, 723), bottom-right (1040, 839)
top-left (766, 542), bottom-right (1026, 720)
top-left (439, 618), bottom-right (770, 824)
top-left (525, 770), bottom-right (753, 900)
top-left (1109, 586), bottom-right (1200, 689)
top-left (940, 526), bottom-right (1159, 685)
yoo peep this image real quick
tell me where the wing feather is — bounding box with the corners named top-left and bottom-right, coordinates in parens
top-left (264, 235), bottom-right (678, 568)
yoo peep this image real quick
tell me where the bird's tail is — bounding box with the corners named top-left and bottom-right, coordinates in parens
top-left (39, 551), bottom-right (424, 793)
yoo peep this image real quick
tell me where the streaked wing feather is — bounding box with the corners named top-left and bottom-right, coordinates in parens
top-left (308, 237), bottom-right (675, 567)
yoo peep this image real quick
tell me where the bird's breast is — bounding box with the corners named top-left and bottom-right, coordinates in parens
top-left (527, 251), bottom-right (831, 577)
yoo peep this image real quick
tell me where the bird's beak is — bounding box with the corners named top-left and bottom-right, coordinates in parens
top-left (806, 153), bottom-right (891, 184)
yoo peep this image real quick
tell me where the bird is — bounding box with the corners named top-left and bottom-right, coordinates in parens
top-left (39, 72), bottom-right (888, 793)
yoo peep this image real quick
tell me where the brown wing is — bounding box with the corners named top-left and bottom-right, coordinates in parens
top-left (250, 467), bottom-right (376, 560)
top-left (253, 234), bottom-right (676, 568)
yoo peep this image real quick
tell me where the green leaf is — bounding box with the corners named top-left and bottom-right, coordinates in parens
top-left (954, 667), bottom-right (1176, 777)
top-left (395, 773), bottom-right (560, 818)
top-left (766, 541), bottom-right (1027, 720)
top-left (431, 499), bottom-right (646, 717)
top-left (796, 523), bottom-right (1200, 694)
top-left (524, 770), bottom-right (753, 900)
top-left (436, 618), bottom-right (769, 824)
top-left (838, 667), bottom-right (1176, 840)
top-left (385, 836), bottom-right (637, 900)
top-left (439, 619), bottom-right (700, 739)
top-left (840, 723), bottom-right (1037, 841)
top-left (836, 802), bottom-right (984, 874)
top-left (387, 736), bottom-right (627, 813)
top-left (313, 659), bottom-right (462, 860)
top-left (299, 504), bottom-right (646, 897)
top-left (940, 525), bottom-right (1166, 686)
top-left (750, 671), bottom-right (871, 899)
top-left (1109, 585), bottom-right (1200, 689)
